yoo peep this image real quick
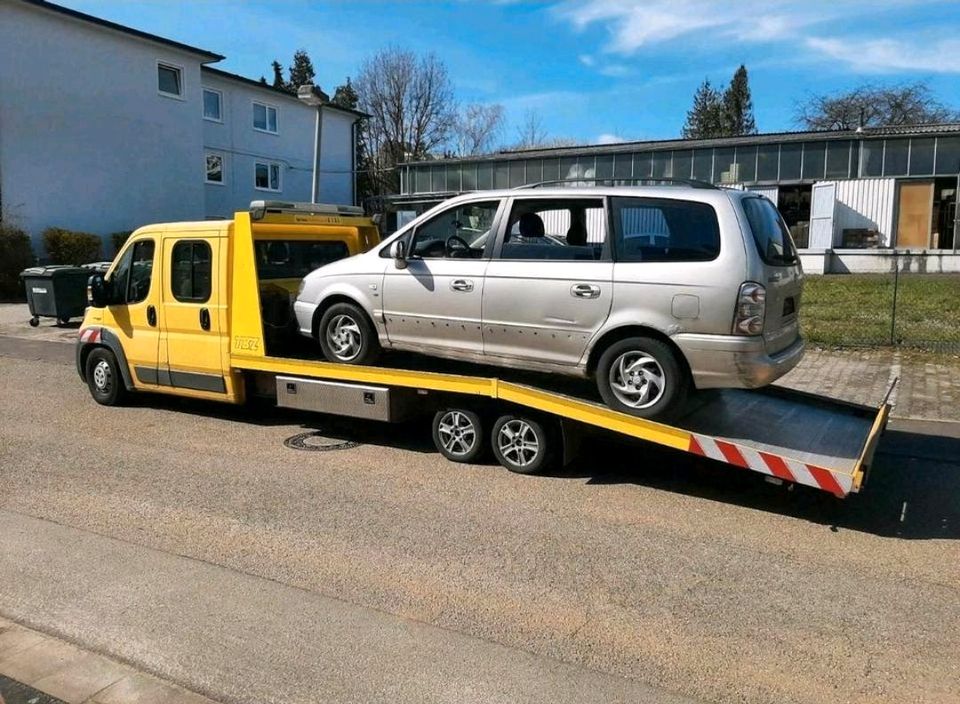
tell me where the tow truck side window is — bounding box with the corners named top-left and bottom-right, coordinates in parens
top-left (109, 239), bottom-right (155, 304)
top-left (171, 241), bottom-right (212, 303)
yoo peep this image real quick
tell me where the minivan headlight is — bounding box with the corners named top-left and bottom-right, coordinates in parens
top-left (297, 278), bottom-right (307, 299)
top-left (733, 282), bottom-right (766, 335)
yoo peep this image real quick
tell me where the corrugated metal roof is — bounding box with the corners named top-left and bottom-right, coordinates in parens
top-left (402, 123), bottom-right (960, 167)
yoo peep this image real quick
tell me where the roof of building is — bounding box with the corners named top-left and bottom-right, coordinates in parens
top-left (20, 0), bottom-right (225, 62)
top-left (202, 67), bottom-right (369, 119)
top-left (402, 123), bottom-right (960, 167)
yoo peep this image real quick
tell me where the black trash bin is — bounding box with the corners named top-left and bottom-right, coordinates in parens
top-left (20, 265), bottom-right (91, 327)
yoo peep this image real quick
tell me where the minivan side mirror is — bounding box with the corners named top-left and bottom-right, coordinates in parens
top-left (88, 273), bottom-right (109, 308)
top-left (393, 239), bottom-right (408, 270)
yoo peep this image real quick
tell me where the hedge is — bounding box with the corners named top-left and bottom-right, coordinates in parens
top-left (42, 227), bottom-right (102, 265)
top-left (0, 224), bottom-right (36, 300)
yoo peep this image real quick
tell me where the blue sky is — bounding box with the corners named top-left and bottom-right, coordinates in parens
top-left (59, 0), bottom-right (960, 146)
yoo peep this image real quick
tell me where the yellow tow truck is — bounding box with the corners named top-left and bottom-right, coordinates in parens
top-left (78, 201), bottom-right (892, 496)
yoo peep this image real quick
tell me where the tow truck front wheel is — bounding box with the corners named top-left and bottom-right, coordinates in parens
top-left (491, 414), bottom-right (557, 475)
top-left (85, 347), bottom-right (127, 406)
top-left (432, 408), bottom-right (486, 463)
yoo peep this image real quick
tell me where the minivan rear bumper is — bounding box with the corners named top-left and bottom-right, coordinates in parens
top-left (675, 333), bottom-right (805, 390)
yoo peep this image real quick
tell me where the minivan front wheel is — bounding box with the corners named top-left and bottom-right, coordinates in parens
top-left (596, 336), bottom-right (687, 420)
top-left (318, 302), bottom-right (381, 365)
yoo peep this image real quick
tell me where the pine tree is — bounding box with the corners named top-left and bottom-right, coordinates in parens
top-left (332, 78), bottom-right (359, 110)
top-left (682, 79), bottom-right (724, 139)
top-left (288, 49), bottom-right (316, 91)
top-left (271, 61), bottom-right (287, 92)
top-left (722, 65), bottom-right (757, 136)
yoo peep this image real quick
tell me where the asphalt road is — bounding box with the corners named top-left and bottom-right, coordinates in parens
top-left (1, 335), bottom-right (958, 704)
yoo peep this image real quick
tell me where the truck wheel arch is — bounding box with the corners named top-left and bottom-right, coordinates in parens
top-left (77, 330), bottom-right (135, 391)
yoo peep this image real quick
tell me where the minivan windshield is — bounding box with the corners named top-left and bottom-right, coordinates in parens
top-left (742, 197), bottom-right (797, 266)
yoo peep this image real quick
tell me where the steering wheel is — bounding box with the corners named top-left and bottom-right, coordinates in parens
top-left (445, 235), bottom-right (472, 258)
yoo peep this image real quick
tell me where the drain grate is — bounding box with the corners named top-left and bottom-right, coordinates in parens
top-left (283, 430), bottom-right (359, 452)
top-left (0, 674), bottom-right (69, 704)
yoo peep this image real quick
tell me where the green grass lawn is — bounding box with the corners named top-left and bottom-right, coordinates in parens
top-left (801, 273), bottom-right (960, 349)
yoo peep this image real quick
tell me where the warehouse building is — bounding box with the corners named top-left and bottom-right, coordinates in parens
top-left (395, 124), bottom-right (960, 273)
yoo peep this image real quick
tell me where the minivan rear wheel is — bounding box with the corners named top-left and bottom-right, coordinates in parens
top-left (318, 302), bottom-right (381, 365)
top-left (596, 336), bottom-right (687, 420)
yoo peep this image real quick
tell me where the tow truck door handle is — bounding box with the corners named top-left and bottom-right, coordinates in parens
top-left (450, 279), bottom-right (474, 292)
top-left (146, 305), bottom-right (157, 327)
top-left (571, 283), bottom-right (600, 299)
top-left (199, 308), bottom-right (211, 331)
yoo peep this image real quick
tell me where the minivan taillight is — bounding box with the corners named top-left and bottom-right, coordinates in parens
top-left (733, 282), bottom-right (766, 335)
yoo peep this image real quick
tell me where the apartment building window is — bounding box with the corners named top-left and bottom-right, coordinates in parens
top-left (253, 102), bottom-right (278, 133)
top-left (205, 153), bottom-right (224, 184)
top-left (255, 161), bottom-right (281, 191)
top-left (203, 89), bottom-right (222, 122)
top-left (157, 63), bottom-right (183, 97)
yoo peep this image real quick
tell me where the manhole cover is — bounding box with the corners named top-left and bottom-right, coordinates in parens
top-left (284, 430), bottom-right (359, 452)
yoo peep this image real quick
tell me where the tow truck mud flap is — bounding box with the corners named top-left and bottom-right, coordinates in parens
top-left (276, 375), bottom-right (417, 422)
top-left (678, 381), bottom-right (896, 497)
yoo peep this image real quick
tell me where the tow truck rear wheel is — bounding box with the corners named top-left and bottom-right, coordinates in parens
top-left (85, 347), bottom-right (127, 406)
top-left (491, 414), bottom-right (557, 475)
top-left (431, 408), bottom-right (486, 463)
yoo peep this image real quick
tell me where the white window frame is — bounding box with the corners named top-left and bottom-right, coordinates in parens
top-left (254, 160), bottom-right (282, 192)
top-left (205, 152), bottom-right (225, 185)
top-left (202, 88), bottom-right (223, 122)
top-left (252, 101), bottom-right (279, 134)
top-left (157, 61), bottom-right (185, 100)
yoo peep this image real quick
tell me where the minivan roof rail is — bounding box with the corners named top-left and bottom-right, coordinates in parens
top-left (515, 177), bottom-right (718, 190)
top-left (249, 200), bottom-right (365, 220)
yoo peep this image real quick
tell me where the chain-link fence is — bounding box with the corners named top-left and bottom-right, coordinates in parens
top-left (802, 259), bottom-right (960, 352)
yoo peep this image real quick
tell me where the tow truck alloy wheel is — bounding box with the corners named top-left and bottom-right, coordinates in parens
top-left (491, 414), bottom-right (556, 475)
top-left (432, 408), bottom-right (486, 463)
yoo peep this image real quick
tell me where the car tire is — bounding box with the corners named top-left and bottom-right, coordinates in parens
top-left (596, 336), bottom-right (687, 421)
top-left (490, 413), bottom-right (557, 475)
top-left (431, 408), bottom-right (487, 463)
top-left (85, 347), bottom-right (127, 406)
top-left (318, 302), bottom-right (381, 365)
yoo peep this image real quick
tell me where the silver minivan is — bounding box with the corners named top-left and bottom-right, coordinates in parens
top-left (294, 186), bottom-right (804, 419)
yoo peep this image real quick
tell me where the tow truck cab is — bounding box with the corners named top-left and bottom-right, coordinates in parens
top-left (77, 201), bottom-right (379, 403)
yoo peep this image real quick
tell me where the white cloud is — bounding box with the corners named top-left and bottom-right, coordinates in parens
top-left (578, 54), bottom-right (595, 67)
top-left (553, 0), bottom-right (954, 74)
top-left (806, 37), bottom-right (960, 73)
top-left (596, 133), bottom-right (627, 144)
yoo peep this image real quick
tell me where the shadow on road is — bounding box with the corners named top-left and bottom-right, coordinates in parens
top-left (557, 427), bottom-right (960, 540)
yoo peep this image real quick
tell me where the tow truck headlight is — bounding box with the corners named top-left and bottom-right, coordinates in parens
top-left (733, 282), bottom-right (765, 335)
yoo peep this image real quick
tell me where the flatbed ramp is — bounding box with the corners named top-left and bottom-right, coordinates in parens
top-left (233, 353), bottom-right (894, 498)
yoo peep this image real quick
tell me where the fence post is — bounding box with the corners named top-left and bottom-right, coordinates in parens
top-left (889, 253), bottom-right (900, 346)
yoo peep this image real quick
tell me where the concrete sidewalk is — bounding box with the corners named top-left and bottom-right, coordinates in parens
top-left (2, 302), bottom-right (958, 421)
top-left (0, 618), bottom-right (217, 704)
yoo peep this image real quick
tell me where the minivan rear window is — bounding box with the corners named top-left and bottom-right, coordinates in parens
top-left (742, 197), bottom-right (797, 265)
top-left (611, 197), bottom-right (720, 262)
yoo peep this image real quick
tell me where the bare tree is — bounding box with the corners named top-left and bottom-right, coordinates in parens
top-left (354, 47), bottom-right (457, 195)
top-left (795, 82), bottom-right (959, 131)
top-left (452, 103), bottom-right (505, 156)
top-left (514, 109), bottom-right (548, 149)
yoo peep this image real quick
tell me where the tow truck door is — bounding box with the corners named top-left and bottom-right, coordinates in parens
top-left (159, 233), bottom-right (226, 395)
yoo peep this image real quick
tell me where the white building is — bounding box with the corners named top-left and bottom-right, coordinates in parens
top-left (0, 0), bottom-right (364, 249)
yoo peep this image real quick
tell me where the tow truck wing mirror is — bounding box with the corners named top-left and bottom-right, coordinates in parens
top-left (88, 273), bottom-right (108, 308)
top-left (393, 239), bottom-right (408, 270)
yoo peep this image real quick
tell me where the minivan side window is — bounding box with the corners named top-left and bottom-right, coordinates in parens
top-left (611, 197), bottom-right (720, 262)
top-left (109, 239), bottom-right (155, 304)
top-left (409, 201), bottom-right (500, 259)
top-left (171, 241), bottom-right (212, 302)
top-left (499, 198), bottom-right (605, 261)
top-left (742, 196), bottom-right (797, 265)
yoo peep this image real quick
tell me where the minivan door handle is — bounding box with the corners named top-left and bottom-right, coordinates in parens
top-left (146, 305), bottom-right (157, 327)
top-left (571, 283), bottom-right (601, 299)
top-left (450, 279), bottom-right (474, 292)
top-left (199, 308), bottom-right (211, 331)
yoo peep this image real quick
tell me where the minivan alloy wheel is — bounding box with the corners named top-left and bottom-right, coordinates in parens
top-left (608, 351), bottom-right (666, 409)
top-left (326, 314), bottom-right (363, 361)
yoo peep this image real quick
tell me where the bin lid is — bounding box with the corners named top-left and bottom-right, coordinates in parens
top-left (20, 265), bottom-right (92, 278)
